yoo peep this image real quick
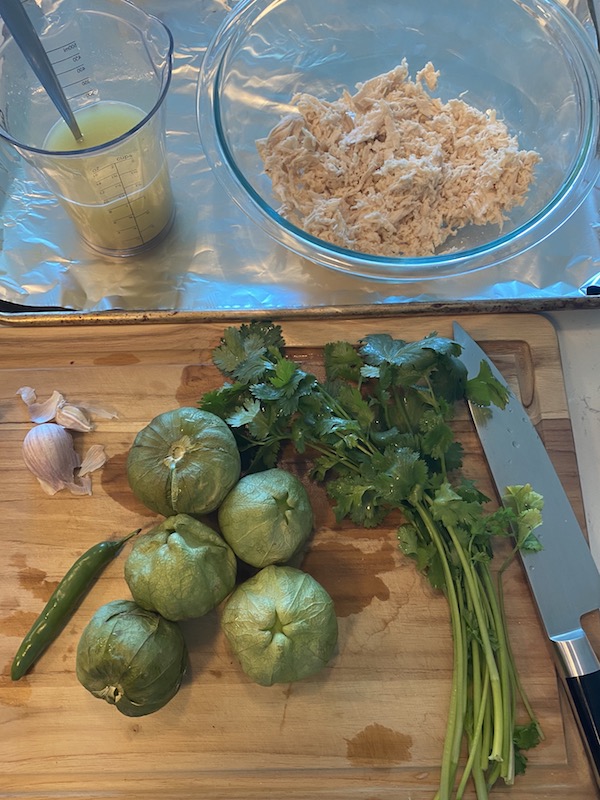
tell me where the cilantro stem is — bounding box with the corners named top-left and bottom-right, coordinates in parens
top-left (480, 679), bottom-right (493, 773)
top-left (305, 440), bottom-right (363, 474)
top-left (457, 666), bottom-right (491, 799)
top-left (496, 560), bottom-right (543, 738)
top-left (424, 375), bottom-right (449, 478)
top-left (441, 519), bottom-right (504, 764)
top-left (486, 759), bottom-right (502, 789)
top-left (392, 386), bottom-right (415, 433)
top-left (479, 565), bottom-right (515, 782)
top-left (415, 502), bottom-right (465, 800)
top-left (472, 759), bottom-right (489, 800)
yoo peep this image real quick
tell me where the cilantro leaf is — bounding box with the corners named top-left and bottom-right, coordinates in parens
top-left (441, 441), bottom-right (464, 473)
top-left (212, 329), bottom-right (271, 383)
top-left (397, 524), bottom-right (445, 589)
top-left (370, 447), bottom-right (429, 506)
top-left (430, 355), bottom-right (468, 402)
top-left (465, 360), bottom-right (510, 408)
top-left (359, 333), bottom-right (408, 365)
top-left (323, 340), bottom-right (363, 382)
top-left (326, 475), bottom-right (389, 527)
top-left (419, 412), bottom-right (455, 460)
top-left (360, 333), bottom-right (461, 385)
top-left (211, 322), bottom-right (285, 384)
top-left (333, 383), bottom-right (375, 430)
top-left (225, 397), bottom-right (262, 428)
top-left (250, 365), bottom-right (317, 416)
top-left (502, 484), bottom-right (544, 552)
top-left (314, 415), bottom-right (363, 446)
top-left (430, 481), bottom-right (485, 531)
top-left (514, 720), bottom-right (543, 751)
top-left (200, 382), bottom-right (247, 418)
top-left (270, 357), bottom-right (297, 388)
top-left (513, 721), bottom-right (543, 776)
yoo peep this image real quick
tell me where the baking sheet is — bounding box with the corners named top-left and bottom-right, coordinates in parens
top-left (0, 0), bottom-right (599, 318)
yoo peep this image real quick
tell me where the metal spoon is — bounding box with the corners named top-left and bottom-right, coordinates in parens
top-left (0, 0), bottom-right (83, 142)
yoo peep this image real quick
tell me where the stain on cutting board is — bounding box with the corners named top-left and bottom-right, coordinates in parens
top-left (93, 353), bottom-right (140, 367)
top-left (11, 554), bottom-right (59, 601)
top-left (0, 610), bottom-right (38, 638)
top-left (346, 723), bottom-right (413, 767)
top-left (302, 538), bottom-right (399, 617)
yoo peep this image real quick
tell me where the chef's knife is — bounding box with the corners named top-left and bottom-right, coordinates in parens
top-left (453, 322), bottom-right (600, 785)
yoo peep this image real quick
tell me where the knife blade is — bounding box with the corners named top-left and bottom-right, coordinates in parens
top-left (453, 321), bottom-right (600, 785)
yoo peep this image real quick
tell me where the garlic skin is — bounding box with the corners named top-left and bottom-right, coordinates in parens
top-left (22, 423), bottom-right (93, 496)
top-left (79, 444), bottom-right (107, 477)
top-left (17, 387), bottom-right (117, 432)
top-left (17, 388), bottom-right (65, 424)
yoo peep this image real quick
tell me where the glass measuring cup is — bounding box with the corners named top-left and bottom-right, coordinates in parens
top-left (0, 0), bottom-right (175, 257)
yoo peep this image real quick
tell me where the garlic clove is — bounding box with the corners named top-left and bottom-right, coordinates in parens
top-left (17, 387), bottom-right (64, 424)
top-left (22, 422), bottom-right (93, 496)
top-left (79, 444), bottom-right (107, 476)
top-left (55, 403), bottom-right (95, 432)
top-left (17, 386), bottom-right (117, 431)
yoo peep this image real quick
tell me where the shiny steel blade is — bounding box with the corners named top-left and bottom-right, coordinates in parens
top-left (453, 322), bottom-right (600, 640)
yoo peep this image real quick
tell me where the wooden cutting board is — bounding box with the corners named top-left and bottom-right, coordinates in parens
top-left (0, 312), bottom-right (598, 799)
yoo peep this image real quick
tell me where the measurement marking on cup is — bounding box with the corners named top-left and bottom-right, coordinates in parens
top-left (101, 180), bottom-right (143, 193)
top-left (44, 40), bottom-right (98, 102)
top-left (95, 162), bottom-right (147, 244)
top-left (60, 74), bottom-right (91, 88)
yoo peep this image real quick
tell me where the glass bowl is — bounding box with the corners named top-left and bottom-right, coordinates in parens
top-left (197, 0), bottom-right (600, 281)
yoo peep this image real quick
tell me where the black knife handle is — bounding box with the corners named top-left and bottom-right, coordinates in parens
top-left (565, 671), bottom-right (600, 784)
top-left (554, 633), bottom-right (600, 787)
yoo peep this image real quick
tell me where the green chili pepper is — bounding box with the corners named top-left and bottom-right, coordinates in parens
top-left (11, 528), bottom-right (141, 681)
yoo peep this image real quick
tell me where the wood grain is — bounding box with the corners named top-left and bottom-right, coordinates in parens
top-left (0, 312), bottom-right (597, 799)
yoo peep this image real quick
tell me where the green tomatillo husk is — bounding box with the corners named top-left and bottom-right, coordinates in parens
top-left (221, 565), bottom-right (338, 686)
top-left (218, 468), bottom-right (313, 568)
top-left (126, 407), bottom-right (241, 517)
top-left (76, 599), bottom-right (187, 717)
top-left (124, 514), bottom-right (237, 621)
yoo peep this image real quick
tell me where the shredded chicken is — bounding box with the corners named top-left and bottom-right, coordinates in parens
top-left (256, 61), bottom-right (541, 257)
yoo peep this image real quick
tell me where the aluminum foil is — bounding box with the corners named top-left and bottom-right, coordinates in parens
top-left (0, 0), bottom-right (599, 317)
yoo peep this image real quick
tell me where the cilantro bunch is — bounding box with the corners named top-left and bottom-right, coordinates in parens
top-left (201, 321), bottom-right (543, 799)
